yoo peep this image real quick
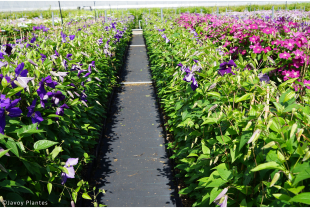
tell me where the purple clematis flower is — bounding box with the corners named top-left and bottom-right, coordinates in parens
top-left (56, 104), bottom-right (69, 116)
top-left (61, 158), bottom-right (78, 185)
top-left (30, 36), bottom-right (36, 43)
top-left (69, 35), bottom-right (75, 40)
top-left (40, 54), bottom-right (47, 63)
top-left (66, 54), bottom-right (73, 60)
top-left (52, 91), bottom-right (66, 105)
top-left (218, 60), bottom-right (237, 76)
top-left (5, 44), bottom-right (12, 56)
top-left (0, 52), bottom-right (4, 59)
top-left (27, 98), bottom-right (44, 125)
top-left (44, 76), bottom-right (58, 89)
top-left (213, 188), bottom-right (228, 207)
top-left (61, 31), bottom-right (67, 43)
top-left (183, 65), bottom-right (200, 91)
top-left (0, 95), bottom-right (22, 134)
top-left (258, 73), bottom-right (270, 83)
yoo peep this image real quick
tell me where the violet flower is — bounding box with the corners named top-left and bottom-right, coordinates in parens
top-left (258, 73), bottom-right (270, 83)
top-left (0, 95), bottom-right (22, 134)
top-left (218, 60), bottom-right (237, 76)
top-left (27, 98), bottom-right (44, 125)
top-left (213, 188), bottom-right (228, 207)
top-left (61, 158), bottom-right (78, 185)
top-left (69, 35), bottom-right (75, 40)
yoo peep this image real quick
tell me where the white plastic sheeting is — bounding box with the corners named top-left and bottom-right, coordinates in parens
top-left (0, 1), bottom-right (304, 12)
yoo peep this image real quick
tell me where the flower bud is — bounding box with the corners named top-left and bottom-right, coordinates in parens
top-left (270, 172), bottom-right (280, 187)
top-left (195, 137), bottom-right (198, 143)
top-left (214, 156), bottom-right (219, 164)
top-left (297, 128), bottom-right (304, 141)
top-left (292, 108), bottom-right (296, 115)
top-left (277, 151), bottom-right (285, 163)
top-left (244, 121), bottom-right (252, 130)
top-left (302, 151), bottom-right (310, 162)
top-left (210, 159), bottom-right (213, 165)
top-left (290, 123), bottom-right (298, 138)
top-left (247, 129), bottom-right (261, 144)
top-left (262, 141), bottom-right (276, 149)
top-left (71, 201), bottom-right (75, 207)
top-left (267, 120), bottom-right (273, 131)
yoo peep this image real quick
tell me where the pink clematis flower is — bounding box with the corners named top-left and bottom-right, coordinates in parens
top-left (279, 52), bottom-right (291, 60)
top-left (284, 40), bottom-right (295, 50)
top-left (282, 70), bottom-right (291, 81)
top-left (263, 28), bottom-right (274, 34)
top-left (263, 47), bottom-right (271, 53)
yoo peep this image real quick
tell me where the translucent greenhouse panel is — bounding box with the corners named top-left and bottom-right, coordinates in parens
top-left (0, 1), bottom-right (305, 12)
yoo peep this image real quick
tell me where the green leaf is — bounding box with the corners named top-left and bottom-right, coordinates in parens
top-left (288, 186), bottom-right (305, 195)
top-left (217, 168), bottom-right (232, 180)
top-left (1, 138), bottom-right (19, 157)
top-left (47, 183), bottom-right (52, 194)
top-left (290, 193), bottom-right (310, 205)
top-left (51, 146), bottom-right (62, 160)
top-left (6, 87), bottom-right (24, 98)
top-left (279, 78), bottom-right (298, 90)
top-left (273, 193), bottom-right (291, 201)
top-left (250, 162), bottom-right (285, 172)
top-left (270, 117), bottom-right (285, 133)
top-left (202, 118), bottom-right (218, 125)
top-left (70, 98), bottom-right (79, 106)
top-left (1, 77), bottom-right (9, 88)
top-left (202, 143), bottom-right (210, 155)
top-left (239, 131), bottom-right (252, 151)
top-left (206, 178), bottom-right (226, 187)
top-left (235, 93), bottom-right (252, 103)
top-left (14, 123), bottom-right (45, 138)
top-left (207, 92), bottom-right (221, 98)
top-left (175, 102), bottom-right (183, 111)
top-left (209, 187), bottom-right (222, 205)
top-left (262, 68), bottom-right (276, 74)
top-left (216, 135), bottom-right (231, 145)
top-left (293, 169), bottom-right (310, 186)
top-left (240, 199), bottom-right (247, 207)
top-left (34, 140), bottom-right (58, 151)
top-left (0, 148), bottom-right (10, 158)
top-left (82, 193), bottom-right (92, 200)
top-left (5, 193), bottom-right (24, 202)
top-left (72, 191), bottom-right (77, 203)
top-left (284, 91), bottom-right (295, 103)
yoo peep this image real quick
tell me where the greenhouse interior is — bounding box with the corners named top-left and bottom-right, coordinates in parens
top-left (0, 0), bottom-right (310, 207)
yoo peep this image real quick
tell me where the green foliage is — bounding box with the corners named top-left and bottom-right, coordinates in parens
top-left (143, 14), bottom-right (310, 207)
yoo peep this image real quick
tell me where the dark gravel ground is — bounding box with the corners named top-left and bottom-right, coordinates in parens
top-left (92, 34), bottom-right (181, 207)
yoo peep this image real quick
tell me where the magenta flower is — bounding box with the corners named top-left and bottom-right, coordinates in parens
top-left (253, 46), bottom-right (263, 54)
top-left (249, 35), bottom-right (260, 43)
top-left (282, 70), bottom-right (291, 81)
top-left (263, 28), bottom-right (274, 34)
top-left (263, 47), bottom-right (271, 53)
top-left (279, 52), bottom-right (291, 60)
top-left (290, 70), bottom-right (300, 78)
top-left (293, 49), bottom-right (304, 58)
top-left (304, 80), bottom-right (310, 89)
top-left (284, 40), bottom-right (295, 50)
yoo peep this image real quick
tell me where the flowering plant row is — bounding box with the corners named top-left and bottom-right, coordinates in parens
top-left (143, 13), bottom-right (310, 207)
top-left (0, 15), bottom-right (134, 206)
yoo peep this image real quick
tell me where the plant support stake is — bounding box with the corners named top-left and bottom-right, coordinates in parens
top-left (58, 1), bottom-right (64, 31)
top-left (52, 12), bottom-right (54, 27)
